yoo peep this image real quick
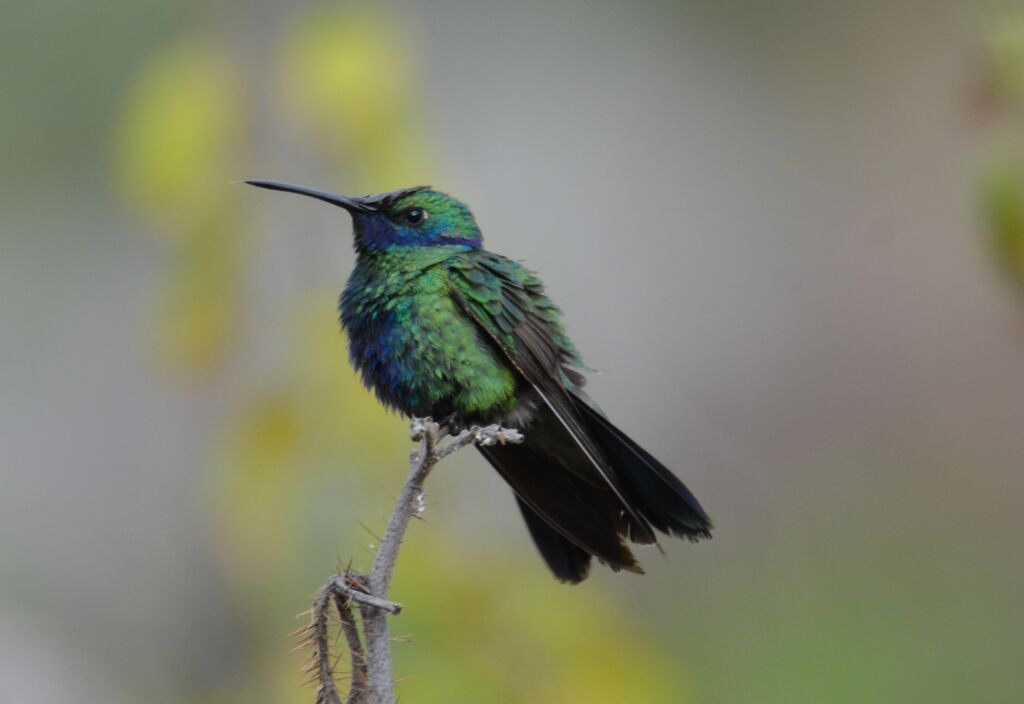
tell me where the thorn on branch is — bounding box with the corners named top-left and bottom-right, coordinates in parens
top-left (303, 417), bottom-right (523, 704)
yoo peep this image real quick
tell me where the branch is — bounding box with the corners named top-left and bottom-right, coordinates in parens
top-left (302, 418), bottom-right (523, 704)
top-left (332, 590), bottom-right (367, 703)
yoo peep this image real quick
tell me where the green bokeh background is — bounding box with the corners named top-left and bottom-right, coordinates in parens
top-left (3, 1), bottom-right (1023, 702)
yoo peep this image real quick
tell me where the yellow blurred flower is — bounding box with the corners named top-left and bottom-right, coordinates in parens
top-left (987, 15), bottom-right (1024, 107)
top-left (983, 158), bottom-right (1024, 289)
top-left (281, 7), bottom-right (432, 189)
top-left (115, 35), bottom-right (241, 235)
top-left (115, 35), bottom-right (247, 373)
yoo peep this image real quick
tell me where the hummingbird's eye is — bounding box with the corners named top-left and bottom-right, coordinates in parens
top-left (403, 208), bottom-right (428, 226)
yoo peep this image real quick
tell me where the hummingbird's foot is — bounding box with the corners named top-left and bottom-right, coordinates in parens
top-left (437, 412), bottom-right (466, 436)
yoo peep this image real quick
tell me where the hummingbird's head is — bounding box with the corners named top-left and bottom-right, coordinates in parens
top-left (245, 180), bottom-right (482, 252)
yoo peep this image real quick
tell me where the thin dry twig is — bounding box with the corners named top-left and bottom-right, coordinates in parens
top-left (305, 583), bottom-right (343, 704)
top-left (333, 590), bottom-right (367, 703)
top-left (302, 418), bottom-right (523, 704)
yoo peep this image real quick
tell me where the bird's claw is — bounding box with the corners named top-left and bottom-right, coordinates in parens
top-left (437, 412), bottom-right (466, 435)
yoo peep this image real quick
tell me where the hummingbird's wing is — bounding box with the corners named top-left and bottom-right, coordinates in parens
top-left (448, 251), bottom-right (658, 546)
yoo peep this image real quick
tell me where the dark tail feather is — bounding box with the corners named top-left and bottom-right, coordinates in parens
top-left (570, 394), bottom-right (713, 541)
top-left (477, 443), bottom-right (642, 578)
top-left (515, 497), bottom-right (591, 583)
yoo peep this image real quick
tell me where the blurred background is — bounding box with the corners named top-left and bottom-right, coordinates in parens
top-left (3, 0), bottom-right (1024, 702)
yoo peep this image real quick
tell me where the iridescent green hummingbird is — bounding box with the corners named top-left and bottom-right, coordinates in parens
top-left (247, 180), bottom-right (712, 583)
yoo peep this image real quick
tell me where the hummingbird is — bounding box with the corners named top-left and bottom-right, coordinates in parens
top-left (247, 180), bottom-right (712, 583)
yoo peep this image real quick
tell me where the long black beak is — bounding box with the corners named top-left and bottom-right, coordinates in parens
top-left (244, 179), bottom-right (377, 213)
